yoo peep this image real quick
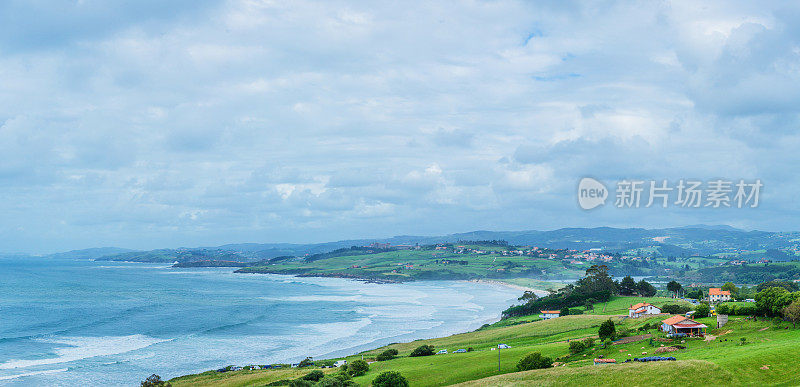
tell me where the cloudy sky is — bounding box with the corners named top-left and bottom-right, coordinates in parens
top-left (2, 1), bottom-right (799, 253)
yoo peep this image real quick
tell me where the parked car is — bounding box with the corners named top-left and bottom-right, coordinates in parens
top-left (454, 349), bottom-right (467, 353)
top-left (436, 349), bottom-right (448, 354)
top-left (333, 360), bottom-right (348, 367)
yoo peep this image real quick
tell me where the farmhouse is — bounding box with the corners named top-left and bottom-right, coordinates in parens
top-left (628, 302), bottom-right (661, 318)
top-left (539, 310), bottom-right (560, 320)
top-left (709, 288), bottom-right (731, 303)
top-left (661, 315), bottom-right (706, 337)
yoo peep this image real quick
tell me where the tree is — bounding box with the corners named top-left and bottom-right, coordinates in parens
top-left (516, 352), bottom-right (553, 371)
top-left (298, 357), bottom-right (314, 367)
top-left (518, 290), bottom-right (539, 302)
top-left (598, 319), bottom-right (616, 341)
top-left (560, 307), bottom-right (570, 316)
top-left (637, 280), bottom-right (657, 297)
top-left (667, 280), bottom-right (682, 298)
top-left (584, 299), bottom-right (595, 311)
top-left (619, 276), bottom-right (637, 296)
top-left (757, 280), bottom-right (799, 292)
top-left (757, 287), bottom-right (800, 317)
top-left (721, 282), bottom-right (739, 295)
top-left (141, 375), bottom-right (171, 387)
top-left (568, 340), bottom-right (586, 354)
top-left (409, 345), bottom-right (435, 357)
top-left (694, 303), bottom-right (710, 318)
top-left (371, 371), bottom-right (409, 387)
top-left (376, 348), bottom-right (398, 361)
top-left (347, 360), bottom-right (369, 376)
top-left (783, 300), bottom-right (800, 328)
top-left (575, 265), bottom-right (617, 295)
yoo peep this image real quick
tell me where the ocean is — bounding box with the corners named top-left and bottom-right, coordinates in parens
top-left (0, 257), bottom-right (519, 386)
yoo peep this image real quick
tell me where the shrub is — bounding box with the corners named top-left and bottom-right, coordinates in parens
top-left (140, 374), bottom-right (170, 387)
top-left (301, 370), bottom-right (325, 381)
top-left (467, 347), bottom-right (474, 352)
top-left (569, 308), bottom-right (584, 315)
top-left (517, 352), bottom-right (553, 371)
top-left (288, 380), bottom-right (313, 387)
top-left (297, 357), bottom-right (314, 367)
top-left (409, 345), bottom-right (435, 357)
top-left (716, 303), bottom-right (732, 315)
top-left (598, 319), bottom-right (616, 341)
top-left (582, 337), bottom-right (595, 348)
top-left (347, 360), bottom-right (369, 377)
top-left (376, 349), bottom-right (398, 361)
top-left (662, 303), bottom-right (691, 314)
top-left (371, 371), bottom-right (409, 387)
top-left (569, 340), bottom-right (586, 354)
top-left (694, 303), bottom-right (710, 318)
top-left (317, 373), bottom-right (356, 387)
top-left (560, 307), bottom-right (570, 316)
top-left (601, 338), bottom-right (613, 348)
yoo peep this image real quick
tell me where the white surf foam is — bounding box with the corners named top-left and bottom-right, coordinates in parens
top-left (0, 334), bottom-right (169, 370)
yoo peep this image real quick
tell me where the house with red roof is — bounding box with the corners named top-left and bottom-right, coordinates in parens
top-left (539, 310), bottom-right (560, 320)
top-left (661, 315), bottom-right (706, 337)
top-left (628, 302), bottom-right (662, 318)
top-left (708, 288), bottom-right (731, 303)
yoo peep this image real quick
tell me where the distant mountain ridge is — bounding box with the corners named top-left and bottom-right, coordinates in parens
top-left (9, 225), bottom-right (797, 264)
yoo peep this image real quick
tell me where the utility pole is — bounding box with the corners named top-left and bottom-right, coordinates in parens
top-left (497, 345), bottom-right (501, 372)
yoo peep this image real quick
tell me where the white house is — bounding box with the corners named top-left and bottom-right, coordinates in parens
top-left (333, 360), bottom-right (347, 367)
top-left (709, 288), bottom-right (731, 303)
top-left (628, 303), bottom-right (662, 318)
top-left (539, 310), bottom-right (560, 320)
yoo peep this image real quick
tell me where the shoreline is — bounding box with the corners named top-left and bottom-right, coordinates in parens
top-left (465, 279), bottom-right (549, 297)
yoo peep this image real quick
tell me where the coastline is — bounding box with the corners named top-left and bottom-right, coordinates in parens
top-left (465, 279), bottom-right (549, 297)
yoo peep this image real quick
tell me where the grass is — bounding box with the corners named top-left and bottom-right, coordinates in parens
top-left (591, 296), bottom-right (690, 315)
top-left (169, 298), bottom-right (800, 387)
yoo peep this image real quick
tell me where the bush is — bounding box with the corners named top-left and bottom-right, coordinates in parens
top-left (347, 360), bottom-right (369, 376)
top-left (716, 303), bottom-right (732, 315)
top-left (662, 303), bottom-right (691, 314)
top-left (140, 374), bottom-right (170, 387)
top-left (517, 352), bottom-right (553, 371)
top-left (467, 347), bottom-right (474, 352)
top-left (569, 340), bottom-right (586, 354)
top-left (569, 308), bottom-right (584, 315)
top-left (376, 349), bottom-right (398, 361)
top-left (560, 307), bottom-right (570, 316)
top-left (288, 380), bottom-right (313, 387)
top-left (694, 303), bottom-right (710, 318)
top-left (298, 357), bottom-right (314, 367)
top-left (301, 370), bottom-right (325, 382)
top-left (409, 345), bottom-right (435, 357)
top-left (317, 373), bottom-right (357, 387)
top-left (601, 338), bottom-right (613, 348)
top-left (598, 319), bottom-right (616, 341)
top-left (582, 337), bottom-right (595, 348)
top-left (371, 371), bottom-right (409, 387)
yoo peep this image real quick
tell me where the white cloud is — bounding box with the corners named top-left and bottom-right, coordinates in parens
top-left (1, 0), bottom-right (799, 252)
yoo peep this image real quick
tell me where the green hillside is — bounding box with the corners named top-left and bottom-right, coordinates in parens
top-left (169, 295), bottom-right (800, 386)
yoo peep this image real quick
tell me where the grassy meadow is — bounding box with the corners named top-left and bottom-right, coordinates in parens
top-left (169, 295), bottom-right (800, 386)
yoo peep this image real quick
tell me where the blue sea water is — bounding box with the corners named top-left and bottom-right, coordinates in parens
top-left (0, 257), bottom-right (519, 386)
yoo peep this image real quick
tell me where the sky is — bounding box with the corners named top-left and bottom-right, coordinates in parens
top-left (2, 1), bottom-right (800, 253)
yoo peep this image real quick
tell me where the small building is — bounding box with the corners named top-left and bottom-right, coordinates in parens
top-left (539, 310), bottom-right (560, 320)
top-left (661, 315), bottom-right (707, 337)
top-left (333, 360), bottom-right (347, 367)
top-left (709, 288), bottom-right (731, 303)
top-left (628, 303), bottom-right (662, 318)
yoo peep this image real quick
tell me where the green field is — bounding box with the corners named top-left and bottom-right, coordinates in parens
top-left (238, 247), bottom-right (586, 282)
top-left (169, 296), bottom-right (800, 386)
